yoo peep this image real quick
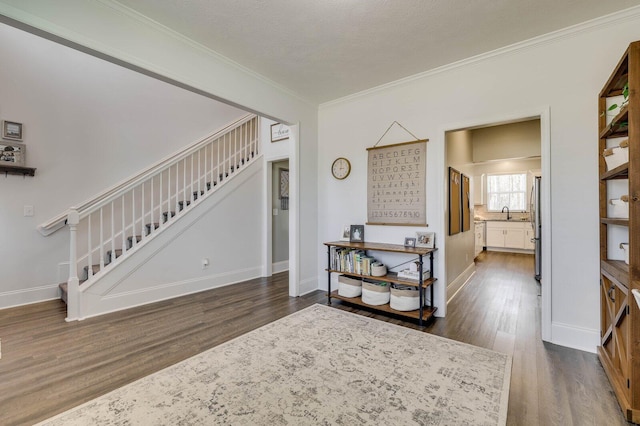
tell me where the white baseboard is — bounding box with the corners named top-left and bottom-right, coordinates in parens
top-left (0, 284), bottom-right (61, 310)
top-left (272, 260), bottom-right (289, 274)
top-left (447, 263), bottom-right (476, 303)
top-left (486, 247), bottom-right (534, 255)
top-left (298, 275), bottom-right (320, 296)
top-left (551, 321), bottom-right (599, 354)
top-left (79, 266), bottom-right (262, 320)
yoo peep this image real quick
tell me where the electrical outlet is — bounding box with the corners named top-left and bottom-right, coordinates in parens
top-left (24, 205), bottom-right (34, 217)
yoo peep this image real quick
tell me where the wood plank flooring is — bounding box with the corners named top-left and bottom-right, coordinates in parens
top-left (0, 251), bottom-right (630, 425)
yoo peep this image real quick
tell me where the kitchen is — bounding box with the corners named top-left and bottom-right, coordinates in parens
top-left (445, 118), bottom-right (541, 301)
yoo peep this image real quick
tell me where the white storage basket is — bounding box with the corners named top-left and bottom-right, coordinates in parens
top-left (361, 280), bottom-right (390, 306)
top-left (603, 139), bottom-right (629, 171)
top-left (390, 284), bottom-right (420, 311)
top-left (338, 275), bottom-right (362, 298)
top-left (621, 243), bottom-right (630, 265)
top-left (371, 262), bottom-right (387, 277)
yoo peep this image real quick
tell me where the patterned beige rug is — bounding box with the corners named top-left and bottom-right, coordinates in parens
top-left (38, 304), bottom-right (511, 425)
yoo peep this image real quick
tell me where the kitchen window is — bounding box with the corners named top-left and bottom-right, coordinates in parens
top-left (486, 172), bottom-right (527, 211)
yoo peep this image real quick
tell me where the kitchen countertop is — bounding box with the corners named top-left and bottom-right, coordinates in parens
top-left (475, 219), bottom-right (531, 222)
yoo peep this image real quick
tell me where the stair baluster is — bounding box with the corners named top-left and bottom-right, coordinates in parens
top-left (54, 115), bottom-right (260, 316)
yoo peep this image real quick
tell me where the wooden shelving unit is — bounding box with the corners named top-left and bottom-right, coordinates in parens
top-left (598, 40), bottom-right (640, 423)
top-left (324, 240), bottom-right (437, 326)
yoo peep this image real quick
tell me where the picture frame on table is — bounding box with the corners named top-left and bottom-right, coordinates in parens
top-left (340, 225), bottom-right (351, 241)
top-left (349, 225), bottom-right (365, 243)
top-left (416, 231), bottom-right (435, 248)
top-left (404, 237), bottom-right (417, 248)
top-left (2, 120), bottom-right (23, 141)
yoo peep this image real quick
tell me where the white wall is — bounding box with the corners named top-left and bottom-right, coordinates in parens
top-left (445, 130), bottom-right (475, 289)
top-left (0, 22), bottom-right (254, 307)
top-left (472, 120), bottom-right (541, 162)
top-left (0, 0), bottom-right (319, 303)
top-left (77, 160), bottom-right (265, 318)
top-left (319, 10), bottom-right (640, 351)
top-left (261, 118), bottom-right (291, 161)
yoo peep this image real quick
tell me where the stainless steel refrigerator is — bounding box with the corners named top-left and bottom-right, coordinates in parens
top-left (529, 176), bottom-right (542, 281)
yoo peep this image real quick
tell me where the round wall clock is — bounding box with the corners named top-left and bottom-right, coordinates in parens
top-left (331, 157), bottom-right (351, 180)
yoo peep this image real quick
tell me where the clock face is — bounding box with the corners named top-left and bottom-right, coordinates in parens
top-left (331, 157), bottom-right (351, 180)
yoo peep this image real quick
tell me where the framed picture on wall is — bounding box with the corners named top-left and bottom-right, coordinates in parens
top-left (2, 120), bottom-right (23, 141)
top-left (449, 167), bottom-right (461, 235)
top-left (0, 142), bottom-right (25, 166)
top-left (279, 169), bottom-right (289, 198)
top-left (271, 123), bottom-right (290, 142)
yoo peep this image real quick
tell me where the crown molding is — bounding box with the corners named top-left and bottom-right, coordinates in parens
top-left (320, 5), bottom-right (640, 110)
top-left (0, 0), bottom-right (313, 108)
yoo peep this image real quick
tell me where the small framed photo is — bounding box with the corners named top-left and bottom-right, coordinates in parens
top-left (404, 237), bottom-right (416, 248)
top-left (2, 120), bottom-right (23, 141)
top-left (416, 231), bottom-right (435, 249)
top-left (271, 123), bottom-right (290, 142)
top-left (0, 142), bottom-right (25, 166)
top-left (349, 225), bottom-right (365, 243)
top-left (340, 225), bottom-right (351, 241)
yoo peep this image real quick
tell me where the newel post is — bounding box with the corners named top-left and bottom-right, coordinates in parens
top-left (65, 209), bottom-right (80, 321)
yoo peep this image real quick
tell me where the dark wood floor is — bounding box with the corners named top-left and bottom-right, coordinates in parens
top-left (0, 251), bottom-right (629, 425)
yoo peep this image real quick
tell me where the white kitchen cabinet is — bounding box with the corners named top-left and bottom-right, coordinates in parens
top-left (474, 222), bottom-right (485, 257)
top-left (486, 227), bottom-right (505, 247)
top-left (485, 221), bottom-right (532, 251)
top-left (473, 174), bottom-right (485, 205)
top-left (504, 228), bottom-right (525, 248)
top-left (524, 228), bottom-right (535, 250)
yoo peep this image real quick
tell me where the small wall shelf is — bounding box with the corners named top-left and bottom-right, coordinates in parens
top-left (0, 165), bottom-right (36, 177)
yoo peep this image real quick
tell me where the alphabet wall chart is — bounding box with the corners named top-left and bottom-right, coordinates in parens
top-left (366, 140), bottom-right (427, 226)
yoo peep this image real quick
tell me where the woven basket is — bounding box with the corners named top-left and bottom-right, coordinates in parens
top-left (338, 275), bottom-right (362, 298)
top-left (362, 280), bottom-right (390, 305)
top-left (390, 284), bottom-right (420, 311)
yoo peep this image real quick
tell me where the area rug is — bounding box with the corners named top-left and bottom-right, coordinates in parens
top-left (38, 304), bottom-right (511, 425)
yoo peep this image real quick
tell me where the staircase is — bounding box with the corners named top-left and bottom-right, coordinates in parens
top-left (39, 114), bottom-right (261, 319)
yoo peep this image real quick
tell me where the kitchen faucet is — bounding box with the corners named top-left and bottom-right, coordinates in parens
top-left (501, 206), bottom-right (511, 220)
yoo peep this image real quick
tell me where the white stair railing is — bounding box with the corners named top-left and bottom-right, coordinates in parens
top-left (57, 114), bottom-right (259, 320)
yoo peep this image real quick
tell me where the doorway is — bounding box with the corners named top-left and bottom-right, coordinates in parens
top-left (271, 160), bottom-right (290, 273)
top-left (442, 108), bottom-right (551, 341)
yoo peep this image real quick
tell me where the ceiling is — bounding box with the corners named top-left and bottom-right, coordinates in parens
top-left (116, 0), bottom-right (640, 104)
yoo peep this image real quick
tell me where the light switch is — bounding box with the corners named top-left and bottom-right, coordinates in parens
top-left (273, 209), bottom-right (278, 216)
top-left (24, 205), bottom-right (34, 217)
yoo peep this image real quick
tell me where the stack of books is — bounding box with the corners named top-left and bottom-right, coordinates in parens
top-left (329, 247), bottom-right (378, 275)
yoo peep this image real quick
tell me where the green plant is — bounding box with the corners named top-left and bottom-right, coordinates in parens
top-left (607, 82), bottom-right (629, 112)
